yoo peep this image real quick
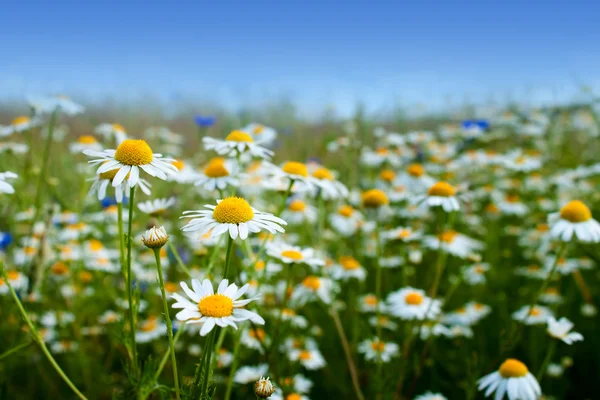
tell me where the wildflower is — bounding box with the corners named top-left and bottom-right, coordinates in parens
top-left (362, 189), bottom-right (389, 208)
top-left (281, 199), bottom-right (317, 225)
top-left (0, 116), bottom-right (42, 136)
top-left (414, 392), bottom-right (448, 400)
top-left (381, 227), bottom-right (422, 242)
top-left (289, 347), bottom-right (326, 370)
top-left (195, 115), bottom-right (216, 128)
top-left (138, 197), bottom-right (176, 217)
top-left (255, 376), bottom-right (276, 398)
top-left (291, 276), bottom-right (334, 305)
top-left (195, 157), bottom-right (240, 191)
top-left (241, 327), bottom-right (271, 352)
top-left (29, 95), bottom-right (84, 115)
top-left (0, 171), bottom-right (18, 194)
top-left (84, 139), bottom-right (177, 188)
top-left (95, 123), bottom-right (128, 144)
top-left (358, 337), bottom-right (399, 362)
top-left (0, 270), bottom-right (29, 294)
top-left (386, 287), bottom-right (441, 320)
top-left (203, 130), bottom-right (273, 159)
top-left (546, 317), bottom-right (583, 344)
top-left (548, 200), bottom-right (600, 242)
top-left (330, 256), bottom-right (366, 281)
top-left (329, 205), bottom-right (363, 237)
top-left (424, 230), bottom-right (482, 259)
top-left (69, 135), bottom-right (103, 153)
top-left (310, 166), bottom-right (348, 199)
top-left (135, 315), bottom-right (167, 343)
top-left (266, 242), bottom-right (324, 270)
top-left (512, 305), bottom-right (553, 325)
top-left (242, 123), bottom-right (277, 144)
top-left (477, 359), bottom-right (541, 400)
top-left (234, 364), bottom-right (269, 384)
top-left (181, 197), bottom-right (287, 240)
top-left (171, 278), bottom-right (264, 336)
top-left (87, 165), bottom-right (151, 202)
top-left (416, 181), bottom-right (462, 212)
top-left (462, 263), bottom-right (490, 285)
top-left (141, 226), bottom-right (169, 249)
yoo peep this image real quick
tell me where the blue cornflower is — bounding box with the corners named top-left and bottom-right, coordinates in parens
top-left (195, 115), bottom-right (216, 128)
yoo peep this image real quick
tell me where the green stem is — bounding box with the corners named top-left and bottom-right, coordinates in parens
top-left (536, 340), bottom-right (557, 381)
top-left (126, 186), bottom-right (138, 376)
top-left (269, 266), bottom-right (293, 369)
top-left (224, 329), bottom-right (243, 400)
top-left (223, 235), bottom-right (234, 279)
top-left (153, 248), bottom-right (181, 400)
top-left (33, 110), bottom-right (57, 213)
top-left (205, 237), bottom-right (223, 277)
top-left (199, 329), bottom-right (218, 398)
top-left (118, 203), bottom-right (126, 275)
top-left (0, 339), bottom-right (33, 360)
top-left (1, 264), bottom-right (87, 400)
top-left (167, 241), bottom-right (192, 277)
top-left (155, 327), bottom-right (184, 381)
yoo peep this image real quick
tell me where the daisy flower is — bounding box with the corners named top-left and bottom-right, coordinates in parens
top-left (169, 159), bottom-right (199, 184)
top-left (291, 276), bottom-right (334, 305)
top-left (0, 115), bottom-right (42, 136)
top-left (539, 288), bottom-right (563, 304)
top-left (181, 197), bottom-right (287, 240)
top-left (548, 200), bottom-right (600, 242)
top-left (424, 230), bottom-right (483, 259)
top-left (329, 205), bottom-right (363, 237)
top-left (330, 256), bottom-right (366, 281)
top-left (95, 123), bottom-right (128, 144)
top-left (241, 327), bottom-right (271, 352)
top-left (138, 197), bottom-right (176, 217)
top-left (87, 165), bottom-right (151, 202)
top-left (310, 166), bottom-right (348, 199)
top-left (358, 337), bottom-right (399, 362)
top-left (288, 347), bottom-right (326, 370)
top-left (386, 287), bottom-right (441, 320)
top-left (381, 226), bottom-right (422, 242)
top-left (546, 317), bottom-right (583, 344)
top-left (477, 359), bottom-right (541, 400)
top-left (0, 270), bottom-right (29, 294)
top-left (171, 278), bottom-right (265, 336)
top-left (0, 171), bottom-right (18, 194)
top-left (512, 305), bottom-right (553, 325)
top-left (203, 130), bottom-right (273, 159)
top-left (495, 194), bottom-right (528, 216)
top-left (29, 95), bottom-right (84, 116)
top-left (69, 135), bottom-right (103, 154)
top-left (414, 392), bottom-right (448, 400)
top-left (416, 181), bottom-right (462, 212)
top-left (358, 294), bottom-right (386, 313)
top-left (242, 123), bottom-right (277, 144)
top-left (84, 139), bottom-right (177, 188)
top-left (234, 364), bottom-right (269, 384)
top-left (280, 199), bottom-right (317, 225)
top-left (266, 242), bottom-right (325, 270)
top-left (195, 157), bottom-right (240, 192)
top-left (462, 263), bottom-right (490, 285)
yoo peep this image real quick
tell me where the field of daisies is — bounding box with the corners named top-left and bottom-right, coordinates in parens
top-left (1, 96), bottom-right (599, 400)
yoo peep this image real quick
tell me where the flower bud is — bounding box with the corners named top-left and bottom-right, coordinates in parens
top-left (141, 226), bottom-right (169, 249)
top-left (254, 376), bottom-right (275, 398)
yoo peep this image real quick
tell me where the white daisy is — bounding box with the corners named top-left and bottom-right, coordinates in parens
top-left (477, 359), bottom-right (541, 400)
top-left (548, 200), bottom-right (600, 243)
top-left (291, 276), bottom-right (335, 305)
top-left (0, 171), bottom-right (18, 194)
top-left (309, 166), bottom-right (349, 199)
top-left (415, 181), bottom-right (463, 212)
top-left (546, 317), bottom-right (583, 344)
top-left (203, 130), bottom-right (273, 159)
top-left (512, 305), bottom-right (553, 325)
top-left (181, 197), bottom-right (287, 241)
top-left (0, 270), bottom-right (29, 294)
top-left (87, 166), bottom-right (151, 203)
top-left (288, 347), bottom-right (326, 370)
top-left (280, 199), bottom-right (318, 225)
top-left (423, 230), bottom-right (483, 259)
top-left (381, 226), bottom-right (422, 242)
top-left (138, 197), bottom-right (176, 217)
top-left (95, 123), bottom-right (128, 144)
top-left (84, 139), bottom-right (178, 189)
top-left (242, 123), bottom-right (277, 145)
top-left (233, 364), bottom-right (269, 384)
top-left (266, 242), bottom-right (325, 270)
top-left (358, 337), bottom-right (399, 362)
top-left (386, 287), bottom-right (441, 321)
top-left (29, 95), bottom-right (84, 116)
top-left (0, 116), bottom-right (42, 136)
top-left (330, 256), bottom-right (367, 281)
top-left (194, 157), bottom-right (240, 192)
top-left (171, 278), bottom-right (265, 336)
top-left (414, 391), bottom-right (448, 400)
top-left (329, 205), bottom-right (363, 237)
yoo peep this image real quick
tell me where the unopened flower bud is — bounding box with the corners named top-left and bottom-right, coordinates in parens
top-left (141, 226), bottom-right (169, 249)
top-left (254, 376), bottom-right (275, 398)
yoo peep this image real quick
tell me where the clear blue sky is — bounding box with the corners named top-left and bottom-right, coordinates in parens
top-left (1, 1), bottom-right (599, 116)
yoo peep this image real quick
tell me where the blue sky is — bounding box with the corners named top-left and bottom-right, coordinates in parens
top-left (1, 1), bottom-right (599, 116)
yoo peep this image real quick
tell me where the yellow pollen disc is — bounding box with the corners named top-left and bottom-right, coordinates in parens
top-left (536, 223), bottom-right (549, 232)
top-left (253, 125), bottom-right (264, 134)
top-left (282, 308), bottom-right (295, 316)
top-left (375, 147), bottom-right (389, 155)
top-left (407, 163), bottom-right (425, 177)
top-left (78, 135), bottom-right (97, 144)
top-left (282, 161), bottom-right (308, 177)
top-left (255, 261), bottom-right (265, 271)
top-left (370, 341), bottom-right (386, 352)
top-left (438, 230), bottom-right (458, 243)
top-left (474, 266), bottom-right (485, 274)
top-left (281, 250), bottom-right (303, 260)
top-left (89, 239), bottom-right (104, 251)
top-left (226, 130), bottom-right (254, 142)
top-left (24, 247), bottom-right (37, 256)
top-left (141, 317), bottom-right (158, 332)
top-left (362, 189), bottom-right (389, 208)
top-left (473, 303), bottom-right (484, 310)
top-left (114, 139), bottom-right (153, 166)
top-left (380, 169), bottom-right (396, 182)
top-left (428, 181), bottom-right (456, 197)
top-left (12, 116), bottom-right (30, 126)
top-left (505, 194), bottom-right (520, 203)
top-left (287, 394), bottom-right (302, 400)
top-left (312, 167), bottom-right (333, 180)
top-left (545, 288), bottom-right (559, 295)
top-left (204, 158), bottom-right (229, 177)
top-left (456, 307), bottom-right (467, 314)
top-left (398, 229), bottom-right (411, 239)
top-left (498, 359), bottom-right (528, 378)
top-left (364, 295), bottom-right (378, 306)
top-left (289, 200), bottom-right (306, 212)
top-left (7, 270), bottom-right (20, 280)
top-left (249, 328), bottom-right (266, 341)
top-left (340, 256), bottom-right (360, 270)
top-left (560, 200), bottom-right (592, 223)
top-left (298, 350), bottom-right (312, 360)
top-left (529, 307), bottom-right (541, 316)
top-left (486, 204), bottom-right (499, 213)
top-left (164, 282), bottom-right (179, 293)
top-left (80, 271), bottom-right (93, 282)
top-left (172, 159), bottom-right (185, 170)
top-left (338, 205), bottom-right (354, 217)
top-left (212, 197), bottom-right (254, 224)
top-left (198, 294), bottom-right (234, 318)
top-left (283, 377), bottom-right (294, 385)
top-left (405, 292), bottom-right (424, 305)
top-left (112, 123), bottom-right (125, 132)
top-left (302, 276), bottom-right (321, 290)
top-left (51, 262), bottom-right (69, 275)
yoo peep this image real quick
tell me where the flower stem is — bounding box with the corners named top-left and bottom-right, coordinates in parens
top-left (126, 186), bottom-right (138, 376)
top-left (1, 263), bottom-right (87, 400)
top-left (223, 235), bottom-right (234, 279)
top-left (224, 329), bottom-right (243, 400)
top-left (33, 110), bottom-right (57, 213)
top-left (155, 327), bottom-right (185, 381)
top-left (153, 248), bottom-right (181, 400)
top-left (118, 203), bottom-right (126, 275)
top-left (199, 329), bottom-right (218, 398)
top-left (536, 339), bottom-right (557, 381)
top-left (167, 241), bottom-right (192, 277)
top-left (0, 339), bottom-right (33, 361)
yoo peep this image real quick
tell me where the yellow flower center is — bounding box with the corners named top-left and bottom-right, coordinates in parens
top-left (212, 197), bottom-right (254, 224)
top-left (405, 292), bottom-right (424, 305)
top-left (302, 276), bottom-right (321, 290)
top-left (407, 163), bottom-right (425, 177)
top-left (78, 135), bottom-right (97, 144)
top-left (287, 394), bottom-right (302, 400)
top-left (438, 230), bottom-right (458, 243)
top-left (12, 116), bottom-right (30, 126)
top-left (141, 317), bottom-right (158, 332)
top-left (536, 223), bottom-right (549, 232)
top-left (89, 239), bottom-right (104, 251)
top-left (397, 229), bottom-right (412, 239)
top-left (249, 328), bottom-right (266, 341)
top-left (281, 250), bottom-right (303, 260)
top-left (370, 341), bottom-right (386, 352)
top-left (282, 308), bottom-right (296, 317)
top-left (529, 307), bottom-right (541, 316)
top-left (498, 359), bottom-right (529, 378)
top-left (312, 167), bottom-right (333, 180)
top-left (486, 204), bottom-right (499, 213)
top-left (172, 159), bottom-right (185, 170)
top-left (51, 262), bottom-right (69, 275)
top-left (164, 282), bottom-right (179, 293)
top-left (282, 161), bottom-right (308, 177)
top-left (197, 294), bottom-right (234, 318)
top-left (428, 181), bottom-right (456, 197)
top-left (112, 123), bottom-right (125, 132)
top-left (204, 158), bottom-right (229, 177)
top-left (380, 169), bottom-right (396, 182)
top-left (298, 350), bottom-right (312, 360)
top-left (253, 125), bottom-right (264, 134)
top-left (226, 130), bottom-right (253, 142)
top-left (375, 147), bottom-right (389, 155)
top-left (254, 261), bottom-right (265, 271)
top-left (505, 194), bottom-right (520, 203)
top-left (114, 139), bottom-right (153, 166)
top-left (362, 189), bottom-right (389, 208)
top-left (559, 200), bottom-right (592, 223)
top-left (289, 200), bottom-right (306, 212)
top-left (340, 256), bottom-right (360, 270)
top-left (338, 205), bottom-right (354, 217)
top-left (80, 271), bottom-right (93, 283)
top-left (364, 295), bottom-right (378, 306)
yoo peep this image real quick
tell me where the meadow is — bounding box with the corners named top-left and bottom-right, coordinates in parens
top-left (0, 95), bottom-right (599, 400)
